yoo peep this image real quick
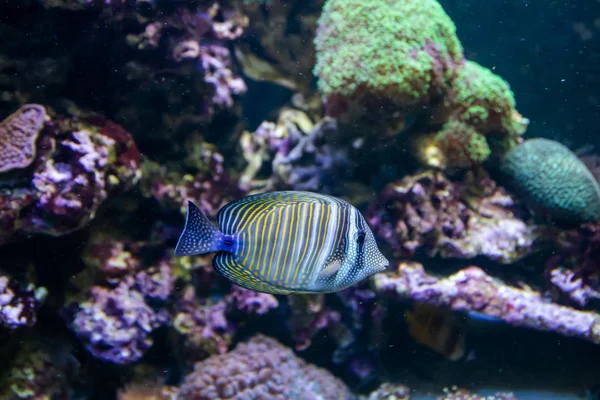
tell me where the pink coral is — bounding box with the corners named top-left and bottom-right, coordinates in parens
top-left (374, 261), bottom-right (600, 344)
top-left (177, 335), bottom-right (352, 400)
top-left (0, 104), bottom-right (47, 173)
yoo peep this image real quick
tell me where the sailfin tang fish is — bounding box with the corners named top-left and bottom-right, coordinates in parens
top-left (175, 191), bottom-right (389, 295)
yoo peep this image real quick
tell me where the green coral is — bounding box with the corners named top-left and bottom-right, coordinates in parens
top-left (501, 138), bottom-right (600, 225)
top-left (436, 120), bottom-right (491, 168)
top-left (314, 0), bottom-right (464, 113)
top-left (449, 61), bottom-right (525, 137)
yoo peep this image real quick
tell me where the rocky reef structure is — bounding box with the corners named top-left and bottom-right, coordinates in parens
top-left (366, 169), bottom-right (535, 263)
top-left (375, 261), bottom-right (600, 344)
top-left (0, 104), bottom-right (141, 244)
top-left (239, 108), bottom-right (348, 194)
top-left (177, 334), bottom-right (353, 400)
top-left (0, 0), bottom-right (598, 398)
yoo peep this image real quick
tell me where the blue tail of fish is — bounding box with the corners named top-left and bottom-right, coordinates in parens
top-left (174, 201), bottom-right (224, 256)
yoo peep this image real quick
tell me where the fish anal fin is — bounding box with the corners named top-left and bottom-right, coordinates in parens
top-left (213, 252), bottom-right (291, 295)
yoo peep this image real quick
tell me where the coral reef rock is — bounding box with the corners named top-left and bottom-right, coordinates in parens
top-left (374, 261), bottom-right (600, 344)
top-left (366, 170), bottom-right (535, 263)
top-left (178, 334), bottom-right (353, 400)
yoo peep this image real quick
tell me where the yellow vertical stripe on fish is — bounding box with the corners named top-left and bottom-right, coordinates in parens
top-left (279, 204), bottom-right (295, 283)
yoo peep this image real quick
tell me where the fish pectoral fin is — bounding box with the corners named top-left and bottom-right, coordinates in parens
top-left (318, 259), bottom-right (343, 280)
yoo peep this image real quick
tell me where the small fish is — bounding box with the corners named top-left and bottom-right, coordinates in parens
top-left (175, 191), bottom-right (389, 294)
top-left (406, 303), bottom-right (467, 361)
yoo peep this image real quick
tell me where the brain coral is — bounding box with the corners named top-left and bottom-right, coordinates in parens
top-left (177, 334), bottom-right (352, 400)
top-left (501, 138), bottom-right (600, 225)
top-left (0, 104), bottom-right (47, 173)
top-left (314, 0), bottom-right (464, 119)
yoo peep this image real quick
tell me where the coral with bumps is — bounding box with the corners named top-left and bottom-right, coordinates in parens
top-left (314, 0), bottom-right (463, 121)
top-left (374, 261), bottom-right (600, 344)
top-left (0, 276), bottom-right (47, 331)
top-left (0, 104), bottom-right (47, 173)
top-left (0, 106), bottom-right (141, 244)
top-left (501, 138), bottom-right (600, 225)
top-left (366, 170), bottom-right (535, 263)
top-left (177, 334), bottom-right (353, 400)
top-left (433, 61), bottom-right (529, 168)
top-left (67, 276), bottom-right (169, 364)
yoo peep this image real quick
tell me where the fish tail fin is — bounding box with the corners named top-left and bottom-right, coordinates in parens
top-left (174, 201), bottom-right (224, 256)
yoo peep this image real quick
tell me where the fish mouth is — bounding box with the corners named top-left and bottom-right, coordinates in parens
top-left (377, 255), bottom-right (390, 272)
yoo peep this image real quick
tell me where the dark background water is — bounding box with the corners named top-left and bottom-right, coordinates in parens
top-left (441, 0), bottom-right (599, 149)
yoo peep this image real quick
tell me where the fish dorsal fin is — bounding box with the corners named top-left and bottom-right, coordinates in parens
top-left (217, 191), bottom-right (340, 234)
top-left (212, 252), bottom-right (291, 295)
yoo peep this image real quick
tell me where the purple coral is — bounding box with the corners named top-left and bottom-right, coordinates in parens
top-left (171, 284), bottom-right (278, 365)
top-left (0, 107), bottom-right (141, 244)
top-left (374, 261), bottom-right (600, 344)
top-left (0, 275), bottom-right (47, 330)
top-left (240, 109), bottom-right (347, 193)
top-left (177, 334), bottom-right (353, 400)
top-left (545, 223), bottom-right (600, 306)
top-left (67, 277), bottom-right (168, 364)
top-left (366, 170), bottom-right (535, 263)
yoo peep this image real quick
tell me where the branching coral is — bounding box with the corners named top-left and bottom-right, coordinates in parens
top-left (239, 108), bottom-right (347, 193)
top-left (366, 170), bottom-right (535, 263)
top-left (374, 261), bottom-right (600, 344)
top-left (177, 334), bottom-right (353, 400)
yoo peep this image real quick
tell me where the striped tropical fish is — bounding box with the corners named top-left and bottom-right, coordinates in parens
top-left (174, 191), bottom-right (389, 294)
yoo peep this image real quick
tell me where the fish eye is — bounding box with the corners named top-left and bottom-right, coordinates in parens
top-left (355, 231), bottom-right (366, 244)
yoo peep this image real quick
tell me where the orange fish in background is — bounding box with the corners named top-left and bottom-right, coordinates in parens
top-left (405, 303), bottom-right (467, 361)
